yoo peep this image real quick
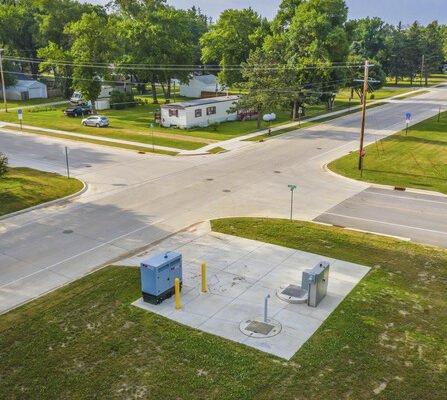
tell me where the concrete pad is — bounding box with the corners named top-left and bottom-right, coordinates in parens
top-left (126, 223), bottom-right (370, 359)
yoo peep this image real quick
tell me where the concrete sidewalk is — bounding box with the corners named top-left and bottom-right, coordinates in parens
top-left (1, 87), bottom-right (430, 156)
top-left (0, 123), bottom-right (181, 153)
top-left (124, 221), bottom-right (370, 359)
top-left (177, 87), bottom-right (430, 155)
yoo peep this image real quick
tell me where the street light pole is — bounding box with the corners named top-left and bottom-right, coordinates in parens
top-left (358, 60), bottom-right (369, 171)
top-left (288, 184), bottom-right (297, 221)
top-left (0, 49), bottom-right (8, 113)
top-left (420, 54), bottom-right (425, 87)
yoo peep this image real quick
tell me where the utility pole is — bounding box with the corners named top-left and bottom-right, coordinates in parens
top-left (0, 49), bottom-right (8, 113)
top-left (420, 54), bottom-right (425, 87)
top-left (358, 60), bottom-right (369, 171)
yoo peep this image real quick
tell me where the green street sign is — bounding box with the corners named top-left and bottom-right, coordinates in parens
top-left (288, 184), bottom-right (297, 191)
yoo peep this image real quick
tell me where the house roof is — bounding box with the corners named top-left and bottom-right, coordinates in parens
top-left (188, 74), bottom-right (217, 86)
top-left (15, 80), bottom-right (46, 88)
top-left (161, 95), bottom-right (240, 110)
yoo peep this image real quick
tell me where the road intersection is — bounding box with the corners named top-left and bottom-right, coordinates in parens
top-left (1, 85), bottom-right (446, 313)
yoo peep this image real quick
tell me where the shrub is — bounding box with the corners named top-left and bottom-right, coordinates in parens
top-left (110, 91), bottom-right (126, 109)
top-left (0, 152), bottom-right (8, 177)
top-left (370, 93), bottom-right (375, 100)
top-left (209, 122), bottom-right (220, 131)
top-left (110, 90), bottom-right (136, 109)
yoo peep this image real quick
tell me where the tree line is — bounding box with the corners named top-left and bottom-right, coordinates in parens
top-left (1, 0), bottom-right (446, 120)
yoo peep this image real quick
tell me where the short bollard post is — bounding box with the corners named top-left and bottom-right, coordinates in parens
top-left (175, 278), bottom-right (181, 310)
top-left (201, 262), bottom-right (207, 293)
top-left (264, 294), bottom-right (271, 323)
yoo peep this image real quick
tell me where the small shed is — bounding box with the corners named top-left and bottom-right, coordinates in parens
top-left (179, 75), bottom-right (225, 98)
top-left (1, 80), bottom-right (48, 101)
top-left (160, 95), bottom-right (240, 128)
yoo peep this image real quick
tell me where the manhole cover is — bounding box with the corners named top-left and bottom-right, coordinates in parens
top-left (84, 164), bottom-right (92, 168)
top-left (240, 317), bottom-right (282, 338)
top-left (274, 171), bottom-right (281, 174)
top-left (206, 178), bottom-right (214, 181)
top-left (222, 189), bottom-right (231, 193)
top-left (246, 321), bottom-right (275, 335)
top-left (63, 229), bottom-right (73, 234)
top-left (277, 284), bottom-right (308, 304)
top-left (239, 317), bottom-right (282, 339)
top-left (317, 147), bottom-right (323, 150)
top-left (138, 151), bottom-right (146, 154)
top-left (112, 183), bottom-right (127, 187)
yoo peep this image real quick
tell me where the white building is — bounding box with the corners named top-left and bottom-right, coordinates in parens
top-left (179, 75), bottom-right (226, 98)
top-left (1, 80), bottom-right (47, 100)
top-left (161, 95), bottom-right (240, 128)
top-left (70, 84), bottom-right (132, 110)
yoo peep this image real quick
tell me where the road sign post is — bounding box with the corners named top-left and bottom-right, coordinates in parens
top-left (18, 109), bottom-right (23, 130)
top-left (65, 146), bottom-right (70, 179)
top-left (405, 113), bottom-right (411, 136)
top-left (288, 184), bottom-right (297, 221)
top-left (150, 123), bottom-right (155, 152)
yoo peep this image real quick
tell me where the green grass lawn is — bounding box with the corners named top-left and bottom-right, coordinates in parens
top-left (386, 73), bottom-right (447, 87)
top-left (0, 86), bottom-right (417, 152)
top-left (0, 167), bottom-right (84, 216)
top-left (1, 96), bottom-right (66, 110)
top-left (0, 103), bottom-right (207, 150)
top-left (4, 126), bottom-right (178, 156)
top-left (1, 218), bottom-right (446, 399)
top-left (329, 111), bottom-right (447, 194)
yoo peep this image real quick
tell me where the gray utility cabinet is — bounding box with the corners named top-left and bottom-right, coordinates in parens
top-left (301, 261), bottom-right (330, 307)
top-left (140, 251), bottom-right (182, 305)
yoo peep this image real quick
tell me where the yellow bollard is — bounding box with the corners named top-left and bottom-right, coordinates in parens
top-left (175, 278), bottom-right (181, 310)
top-left (201, 262), bottom-right (207, 293)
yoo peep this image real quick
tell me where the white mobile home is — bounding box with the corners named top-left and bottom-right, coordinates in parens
top-left (160, 96), bottom-right (240, 129)
top-left (179, 75), bottom-right (226, 98)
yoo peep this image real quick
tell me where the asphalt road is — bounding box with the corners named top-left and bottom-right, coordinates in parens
top-left (314, 187), bottom-right (447, 247)
top-left (1, 85), bottom-right (446, 313)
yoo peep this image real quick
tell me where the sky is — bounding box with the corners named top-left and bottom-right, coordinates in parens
top-left (163, 0), bottom-right (447, 25)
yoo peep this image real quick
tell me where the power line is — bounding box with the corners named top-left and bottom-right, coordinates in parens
top-left (3, 70), bottom-right (355, 93)
top-left (2, 55), bottom-right (365, 71)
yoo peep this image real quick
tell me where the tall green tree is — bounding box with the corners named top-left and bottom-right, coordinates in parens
top-left (234, 48), bottom-right (283, 129)
top-left (64, 12), bottom-right (117, 109)
top-left (271, 0), bottom-right (302, 33)
top-left (0, 0), bottom-right (39, 76)
top-left (200, 8), bottom-right (269, 86)
top-left (264, 0), bottom-right (350, 117)
top-left (404, 22), bottom-right (424, 85)
top-left (379, 22), bottom-right (408, 84)
top-left (116, 4), bottom-right (201, 103)
top-left (347, 17), bottom-right (391, 60)
top-left (422, 21), bottom-right (445, 85)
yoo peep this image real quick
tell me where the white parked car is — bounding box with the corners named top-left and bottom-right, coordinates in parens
top-left (81, 115), bottom-right (110, 128)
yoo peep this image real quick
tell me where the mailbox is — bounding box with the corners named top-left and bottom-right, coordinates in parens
top-left (140, 251), bottom-right (182, 305)
top-left (301, 261), bottom-right (330, 307)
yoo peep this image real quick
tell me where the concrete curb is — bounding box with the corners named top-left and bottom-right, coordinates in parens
top-left (322, 162), bottom-right (447, 198)
top-left (0, 181), bottom-right (88, 221)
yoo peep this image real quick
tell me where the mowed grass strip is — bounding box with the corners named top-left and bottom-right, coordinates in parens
top-left (329, 112), bottom-right (447, 194)
top-left (4, 126), bottom-right (178, 156)
top-left (212, 218), bottom-right (447, 399)
top-left (0, 104), bottom-right (206, 150)
top-left (0, 86), bottom-right (414, 147)
top-left (0, 167), bottom-right (84, 216)
top-left (1, 218), bottom-right (446, 399)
